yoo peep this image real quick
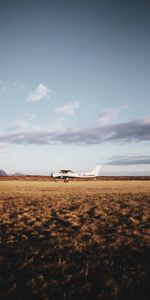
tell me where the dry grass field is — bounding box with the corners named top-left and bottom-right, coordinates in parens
top-left (0, 180), bottom-right (150, 300)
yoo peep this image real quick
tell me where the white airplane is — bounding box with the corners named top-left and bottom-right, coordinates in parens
top-left (51, 165), bottom-right (101, 181)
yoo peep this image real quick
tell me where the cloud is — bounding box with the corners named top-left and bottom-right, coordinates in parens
top-left (26, 83), bottom-right (50, 102)
top-left (12, 79), bottom-right (25, 90)
top-left (0, 116), bottom-right (150, 146)
top-left (26, 114), bottom-right (36, 122)
top-left (96, 108), bottom-right (119, 126)
top-left (106, 155), bottom-right (150, 165)
top-left (51, 117), bottom-right (65, 129)
top-left (0, 80), bottom-right (7, 94)
top-left (55, 101), bottom-right (80, 116)
top-left (13, 119), bottom-right (30, 129)
top-left (107, 117), bottom-right (150, 143)
top-left (0, 79), bottom-right (25, 95)
top-left (96, 103), bottom-right (132, 126)
top-left (8, 116), bottom-right (35, 131)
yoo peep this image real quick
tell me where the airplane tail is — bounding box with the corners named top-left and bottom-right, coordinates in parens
top-left (91, 165), bottom-right (101, 176)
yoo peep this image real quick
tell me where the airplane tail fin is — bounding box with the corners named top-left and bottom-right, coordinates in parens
top-left (91, 165), bottom-right (101, 176)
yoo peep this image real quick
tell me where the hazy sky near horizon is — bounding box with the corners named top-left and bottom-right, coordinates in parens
top-left (0, 0), bottom-right (150, 175)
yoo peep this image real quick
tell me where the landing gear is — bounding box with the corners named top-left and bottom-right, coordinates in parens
top-left (64, 178), bottom-right (69, 183)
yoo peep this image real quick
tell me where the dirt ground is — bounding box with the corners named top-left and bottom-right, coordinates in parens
top-left (0, 180), bottom-right (150, 299)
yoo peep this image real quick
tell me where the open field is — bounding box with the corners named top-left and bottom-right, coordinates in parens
top-left (1, 180), bottom-right (150, 299)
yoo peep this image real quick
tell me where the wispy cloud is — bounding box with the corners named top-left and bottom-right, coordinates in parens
top-left (0, 116), bottom-right (150, 146)
top-left (96, 104), bottom-right (131, 126)
top-left (8, 115), bottom-right (36, 131)
top-left (51, 117), bottom-right (65, 129)
top-left (26, 83), bottom-right (51, 102)
top-left (0, 79), bottom-right (25, 95)
top-left (12, 79), bottom-right (25, 90)
top-left (106, 155), bottom-right (150, 165)
top-left (96, 108), bottom-right (119, 126)
top-left (13, 120), bottom-right (31, 129)
top-left (26, 114), bottom-right (36, 122)
top-left (55, 101), bottom-right (80, 116)
top-left (0, 80), bottom-right (8, 94)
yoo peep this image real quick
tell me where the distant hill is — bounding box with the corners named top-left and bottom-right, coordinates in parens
top-left (0, 169), bottom-right (8, 176)
top-left (12, 172), bottom-right (25, 176)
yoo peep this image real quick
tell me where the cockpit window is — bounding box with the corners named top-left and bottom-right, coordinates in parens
top-left (60, 170), bottom-right (72, 174)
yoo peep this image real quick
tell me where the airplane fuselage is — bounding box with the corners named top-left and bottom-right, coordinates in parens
top-left (53, 172), bottom-right (96, 178)
top-left (51, 165), bottom-right (101, 180)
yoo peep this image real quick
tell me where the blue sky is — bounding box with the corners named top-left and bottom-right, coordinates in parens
top-left (0, 0), bottom-right (150, 175)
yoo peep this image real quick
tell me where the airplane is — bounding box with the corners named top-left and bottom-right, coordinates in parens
top-left (51, 165), bottom-right (101, 182)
